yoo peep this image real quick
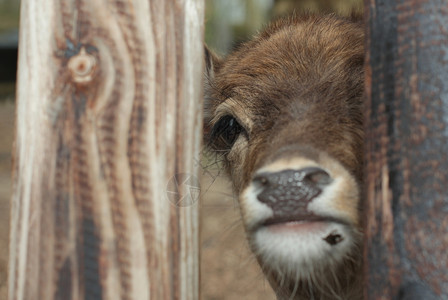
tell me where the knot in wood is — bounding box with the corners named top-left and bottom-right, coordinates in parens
top-left (68, 47), bottom-right (96, 83)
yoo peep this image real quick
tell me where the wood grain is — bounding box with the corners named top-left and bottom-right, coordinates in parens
top-left (364, 0), bottom-right (448, 298)
top-left (9, 0), bottom-right (204, 299)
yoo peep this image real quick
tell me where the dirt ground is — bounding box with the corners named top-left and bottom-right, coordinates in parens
top-left (200, 172), bottom-right (275, 300)
top-left (0, 101), bottom-right (275, 299)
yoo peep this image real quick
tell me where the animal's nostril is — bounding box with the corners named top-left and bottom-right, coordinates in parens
top-left (301, 167), bottom-right (332, 186)
top-left (253, 175), bottom-right (269, 186)
top-left (253, 167), bottom-right (332, 215)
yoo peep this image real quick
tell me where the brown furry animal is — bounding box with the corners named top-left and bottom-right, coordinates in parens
top-left (204, 13), bottom-right (364, 299)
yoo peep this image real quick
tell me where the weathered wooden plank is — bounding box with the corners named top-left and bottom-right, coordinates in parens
top-left (9, 0), bottom-right (204, 299)
top-left (364, 0), bottom-right (448, 298)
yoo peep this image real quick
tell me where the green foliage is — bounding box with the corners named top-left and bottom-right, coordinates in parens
top-left (205, 0), bottom-right (273, 54)
top-left (0, 1), bottom-right (20, 33)
top-left (273, 0), bottom-right (363, 17)
top-left (205, 0), bottom-right (363, 54)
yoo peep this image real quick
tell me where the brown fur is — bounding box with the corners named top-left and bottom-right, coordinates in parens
top-left (204, 13), bottom-right (364, 299)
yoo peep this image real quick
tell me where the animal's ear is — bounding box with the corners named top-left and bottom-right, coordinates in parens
top-left (348, 8), bottom-right (364, 23)
top-left (203, 46), bottom-right (222, 139)
top-left (204, 45), bottom-right (221, 84)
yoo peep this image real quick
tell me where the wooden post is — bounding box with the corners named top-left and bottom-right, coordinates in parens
top-left (9, 0), bottom-right (204, 299)
top-left (364, 0), bottom-right (448, 298)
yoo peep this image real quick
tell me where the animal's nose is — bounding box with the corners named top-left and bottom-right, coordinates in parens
top-left (253, 167), bottom-right (332, 215)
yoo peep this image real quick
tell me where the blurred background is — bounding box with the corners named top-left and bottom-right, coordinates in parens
top-left (0, 0), bottom-right (362, 299)
top-left (0, 0), bottom-right (19, 299)
top-left (205, 0), bottom-right (362, 55)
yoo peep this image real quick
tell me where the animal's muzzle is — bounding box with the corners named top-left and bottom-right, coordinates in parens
top-left (253, 167), bottom-right (332, 217)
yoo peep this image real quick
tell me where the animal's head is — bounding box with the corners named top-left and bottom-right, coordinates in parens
top-left (204, 14), bottom-right (364, 299)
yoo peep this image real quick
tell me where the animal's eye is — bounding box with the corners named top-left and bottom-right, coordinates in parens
top-left (210, 115), bottom-right (244, 150)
